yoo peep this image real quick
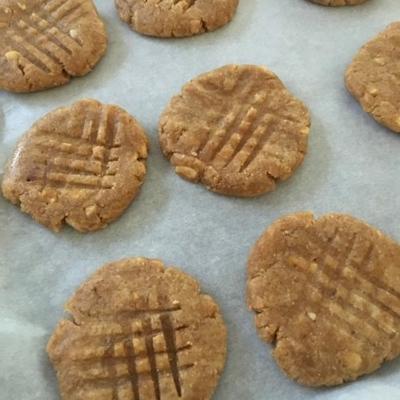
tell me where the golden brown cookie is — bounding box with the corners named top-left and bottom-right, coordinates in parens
top-left (0, 0), bottom-right (107, 93)
top-left (308, 0), bottom-right (367, 5)
top-left (159, 65), bottom-right (310, 197)
top-left (47, 257), bottom-right (227, 400)
top-left (247, 213), bottom-right (400, 387)
top-left (115, 0), bottom-right (239, 38)
top-left (346, 22), bottom-right (400, 133)
top-left (1, 99), bottom-right (148, 232)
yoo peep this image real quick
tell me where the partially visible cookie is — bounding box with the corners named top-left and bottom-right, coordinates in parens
top-left (0, 0), bottom-right (107, 93)
top-left (308, 0), bottom-right (367, 5)
top-left (346, 22), bottom-right (400, 133)
top-left (1, 99), bottom-right (148, 232)
top-left (159, 64), bottom-right (310, 197)
top-left (47, 257), bottom-right (227, 400)
top-left (247, 213), bottom-right (400, 387)
top-left (115, 0), bottom-right (239, 38)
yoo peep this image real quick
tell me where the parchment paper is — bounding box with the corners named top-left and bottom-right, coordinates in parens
top-left (1, 0), bottom-right (400, 399)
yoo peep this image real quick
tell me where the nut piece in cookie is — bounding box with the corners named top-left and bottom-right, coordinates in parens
top-left (115, 0), bottom-right (239, 38)
top-left (47, 257), bottom-right (227, 400)
top-left (159, 64), bottom-right (310, 197)
top-left (1, 99), bottom-right (149, 232)
top-left (346, 22), bottom-right (400, 133)
top-left (0, 0), bottom-right (107, 92)
top-left (247, 212), bottom-right (400, 386)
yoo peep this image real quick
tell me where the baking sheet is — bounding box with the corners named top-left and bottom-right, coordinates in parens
top-left (1, 0), bottom-right (400, 399)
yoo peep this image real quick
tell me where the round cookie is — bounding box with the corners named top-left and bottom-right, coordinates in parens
top-left (115, 0), bottom-right (239, 38)
top-left (345, 22), bottom-right (400, 133)
top-left (1, 99), bottom-right (148, 232)
top-left (307, 0), bottom-right (367, 6)
top-left (47, 257), bottom-right (227, 400)
top-left (247, 213), bottom-right (400, 387)
top-left (0, 0), bottom-right (107, 93)
top-left (159, 64), bottom-right (310, 197)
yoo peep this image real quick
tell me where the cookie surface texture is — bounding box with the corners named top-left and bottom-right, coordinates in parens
top-left (346, 22), bottom-right (400, 133)
top-left (308, 0), bottom-right (367, 6)
top-left (247, 213), bottom-right (400, 387)
top-left (0, 0), bottom-right (107, 92)
top-left (47, 257), bottom-right (227, 400)
top-left (1, 99), bottom-right (148, 232)
top-left (159, 64), bottom-right (310, 197)
top-left (115, 0), bottom-right (239, 38)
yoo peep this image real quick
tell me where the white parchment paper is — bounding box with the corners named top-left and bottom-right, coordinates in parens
top-left (1, 0), bottom-right (400, 399)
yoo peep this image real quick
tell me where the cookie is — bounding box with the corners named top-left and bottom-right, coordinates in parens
top-left (159, 65), bottom-right (310, 197)
top-left (1, 99), bottom-right (148, 232)
top-left (247, 213), bottom-right (400, 387)
top-left (345, 22), bottom-right (400, 133)
top-left (0, 0), bottom-right (107, 93)
top-left (115, 0), bottom-right (239, 38)
top-left (307, 0), bottom-right (367, 5)
top-left (47, 257), bottom-right (227, 400)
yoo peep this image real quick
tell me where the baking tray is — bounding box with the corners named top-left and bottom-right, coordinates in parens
top-left (1, 0), bottom-right (400, 399)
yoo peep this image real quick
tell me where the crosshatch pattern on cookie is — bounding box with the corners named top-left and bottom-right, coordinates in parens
top-left (1, 0), bottom-right (88, 73)
top-left (160, 65), bottom-right (310, 197)
top-left (1, 99), bottom-right (148, 232)
top-left (28, 105), bottom-right (124, 191)
top-left (248, 214), bottom-right (400, 386)
top-left (163, 71), bottom-right (302, 175)
top-left (278, 231), bottom-right (400, 340)
top-left (0, 0), bottom-right (107, 92)
top-left (61, 301), bottom-right (195, 399)
top-left (48, 259), bottom-right (227, 397)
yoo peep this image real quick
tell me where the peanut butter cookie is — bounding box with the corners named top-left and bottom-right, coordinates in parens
top-left (308, 0), bottom-right (367, 6)
top-left (159, 64), bottom-right (310, 197)
top-left (0, 0), bottom-right (107, 93)
top-left (346, 22), bottom-right (400, 133)
top-left (247, 213), bottom-right (400, 387)
top-left (1, 99), bottom-right (148, 232)
top-left (47, 257), bottom-right (227, 400)
top-left (115, 0), bottom-right (239, 38)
